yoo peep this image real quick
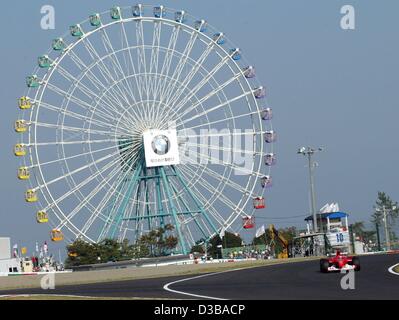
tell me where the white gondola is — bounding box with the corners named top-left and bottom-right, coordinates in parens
top-left (261, 176), bottom-right (273, 188)
top-left (264, 131), bottom-right (276, 143)
top-left (261, 108), bottom-right (273, 120)
top-left (264, 153), bottom-right (276, 166)
top-left (243, 66), bottom-right (256, 78)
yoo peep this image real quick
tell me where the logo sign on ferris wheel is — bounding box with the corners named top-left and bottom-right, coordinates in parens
top-left (143, 129), bottom-right (180, 168)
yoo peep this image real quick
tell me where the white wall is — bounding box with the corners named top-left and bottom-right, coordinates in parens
top-left (0, 238), bottom-right (11, 260)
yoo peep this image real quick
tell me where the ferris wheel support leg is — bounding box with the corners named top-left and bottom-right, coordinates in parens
top-left (110, 162), bottom-right (143, 240)
top-left (170, 183), bottom-right (208, 239)
top-left (154, 167), bottom-right (165, 229)
top-left (172, 166), bottom-right (219, 239)
top-left (159, 166), bottom-right (189, 255)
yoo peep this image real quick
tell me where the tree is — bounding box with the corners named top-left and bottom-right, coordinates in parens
top-left (372, 192), bottom-right (399, 225)
top-left (208, 232), bottom-right (243, 258)
top-left (138, 225), bottom-right (179, 256)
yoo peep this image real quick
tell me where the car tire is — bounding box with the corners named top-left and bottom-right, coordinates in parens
top-left (320, 259), bottom-right (329, 273)
top-left (352, 257), bottom-right (361, 271)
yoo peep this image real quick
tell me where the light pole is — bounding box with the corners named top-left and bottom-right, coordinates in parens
top-left (298, 146), bottom-right (324, 233)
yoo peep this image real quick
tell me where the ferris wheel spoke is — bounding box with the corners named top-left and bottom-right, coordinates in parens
top-left (153, 25), bottom-right (180, 103)
top-left (135, 20), bottom-right (150, 106)
top-left (120, 20), bottom-right (145, 104)
top-left (172, 71), bottom-right (243, 123)
top-left (53, 70), bottom-right (135, 129)
top-left (99, 28), bottom-right (140, 107)
top-left (178, 165), bottom-right (249, 218)
top-left (167, 55), bottom-right (232, 120)
top-left (177, 89), bottom-right (257, 127)
top-left (80, 158), bottom-right (137, 237)
top-left (33, 147), bottom-right (125, 191)
top-left (33, 122), bottom-right (117, 137)
top-left (184, 140), bottom-right (260, 157)
top-left (56, 154), bottom-right (132, 233)
top-left (38, 101), bottom-right (130, 136)
top-left (81, 38), bottom-right (134, 109)
top-left (183, 109), bottom-right (261, 131)
top-left (44, 153), bottom-right (125, 217)
top-left (32, 138), bottom-right (120, 147)
top-left (159, 31), bottom-right (198, 104)
top-left (176, 166), bottom-right (225, 222)
top-left (183, 158), bottom-right (257, 197)
top-left (165, 40), bottom-right (216, 108)
top-left (179, 143), bottom-right (264, 178)
top-left (29, 141), bottom-right (130, 169)
top-left (66, 49), bottom-right (136, 117)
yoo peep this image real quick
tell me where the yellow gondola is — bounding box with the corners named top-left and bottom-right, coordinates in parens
top-left (51, 229), bottom-right (64, 242)
top-left (18, 167), bottom-right (30, 180)
top-left (15, 120), bottom-right (28, 133)
top-left (36, 211), bottom-right (49, 224)
top-left (25, 189), bottom-right (38, 203)
top-left (18, 97), bottom-right (32, 110)
top-left (14, 144), bottom-right (27, 157)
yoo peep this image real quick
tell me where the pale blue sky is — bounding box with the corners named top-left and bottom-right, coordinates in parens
top-left (1, 0), bottom-right (398, 255)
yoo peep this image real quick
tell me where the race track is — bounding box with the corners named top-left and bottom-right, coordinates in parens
top-left (1, 254), bottom-right (398, 299)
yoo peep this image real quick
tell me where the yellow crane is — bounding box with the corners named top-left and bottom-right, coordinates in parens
top-left (269, 224), bottom-right (289, 259)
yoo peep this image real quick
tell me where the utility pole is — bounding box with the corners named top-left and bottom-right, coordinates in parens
top-left (382, 206), bottom-right (391, 251)
top-left (375, 223), bottom-right (381, 251)
top-left (298, 146), bottom-right (324, 233)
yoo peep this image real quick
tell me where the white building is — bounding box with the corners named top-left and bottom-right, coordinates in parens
top-left (0, 237), bottom-right (21, 274)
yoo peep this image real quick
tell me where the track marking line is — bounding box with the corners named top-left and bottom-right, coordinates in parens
top-left (163, 259), bottom-right (320, 300)
top-left (163, 265), bottom-right (274, 300)
top-left (388, 263), bottom-right (399, 276)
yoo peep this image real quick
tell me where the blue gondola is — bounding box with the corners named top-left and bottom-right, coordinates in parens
top-left (153, 6), bottom-right (165, 18)
top-left (194, 20), bottom-right (207, 32)
top-left (213, 33), bottom-right (225, 45)
top-left (132, 4), bottom-right (143, 17)
top-left (230, 48), bottom-right (241, 61)
top-left (175, 11), bottom-right (185, 23)
top-left (70, 24), bottom-right (84, 37)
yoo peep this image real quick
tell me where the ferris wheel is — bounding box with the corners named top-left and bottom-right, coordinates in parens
top-left (14, 4), bottom-right (275, 254)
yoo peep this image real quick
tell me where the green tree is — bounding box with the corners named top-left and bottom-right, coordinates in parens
top-left (208, 232), bottom-right (243, 258)
top-left (65, 239), bottom-right (99, 267)
top-left (372, 192), bottom-right (399, 225)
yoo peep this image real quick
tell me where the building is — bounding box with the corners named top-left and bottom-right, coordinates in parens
top-left (0, 237), bottom-right (21, 274)
top-left (304, 211), bottom-right (349, 234)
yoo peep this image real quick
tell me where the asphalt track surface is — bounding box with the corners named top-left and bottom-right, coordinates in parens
top-left (1, 254), bottom-right (398, 299)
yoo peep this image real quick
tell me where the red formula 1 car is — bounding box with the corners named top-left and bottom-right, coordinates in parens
top-left (320, 251), bottom-right (361, 273)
